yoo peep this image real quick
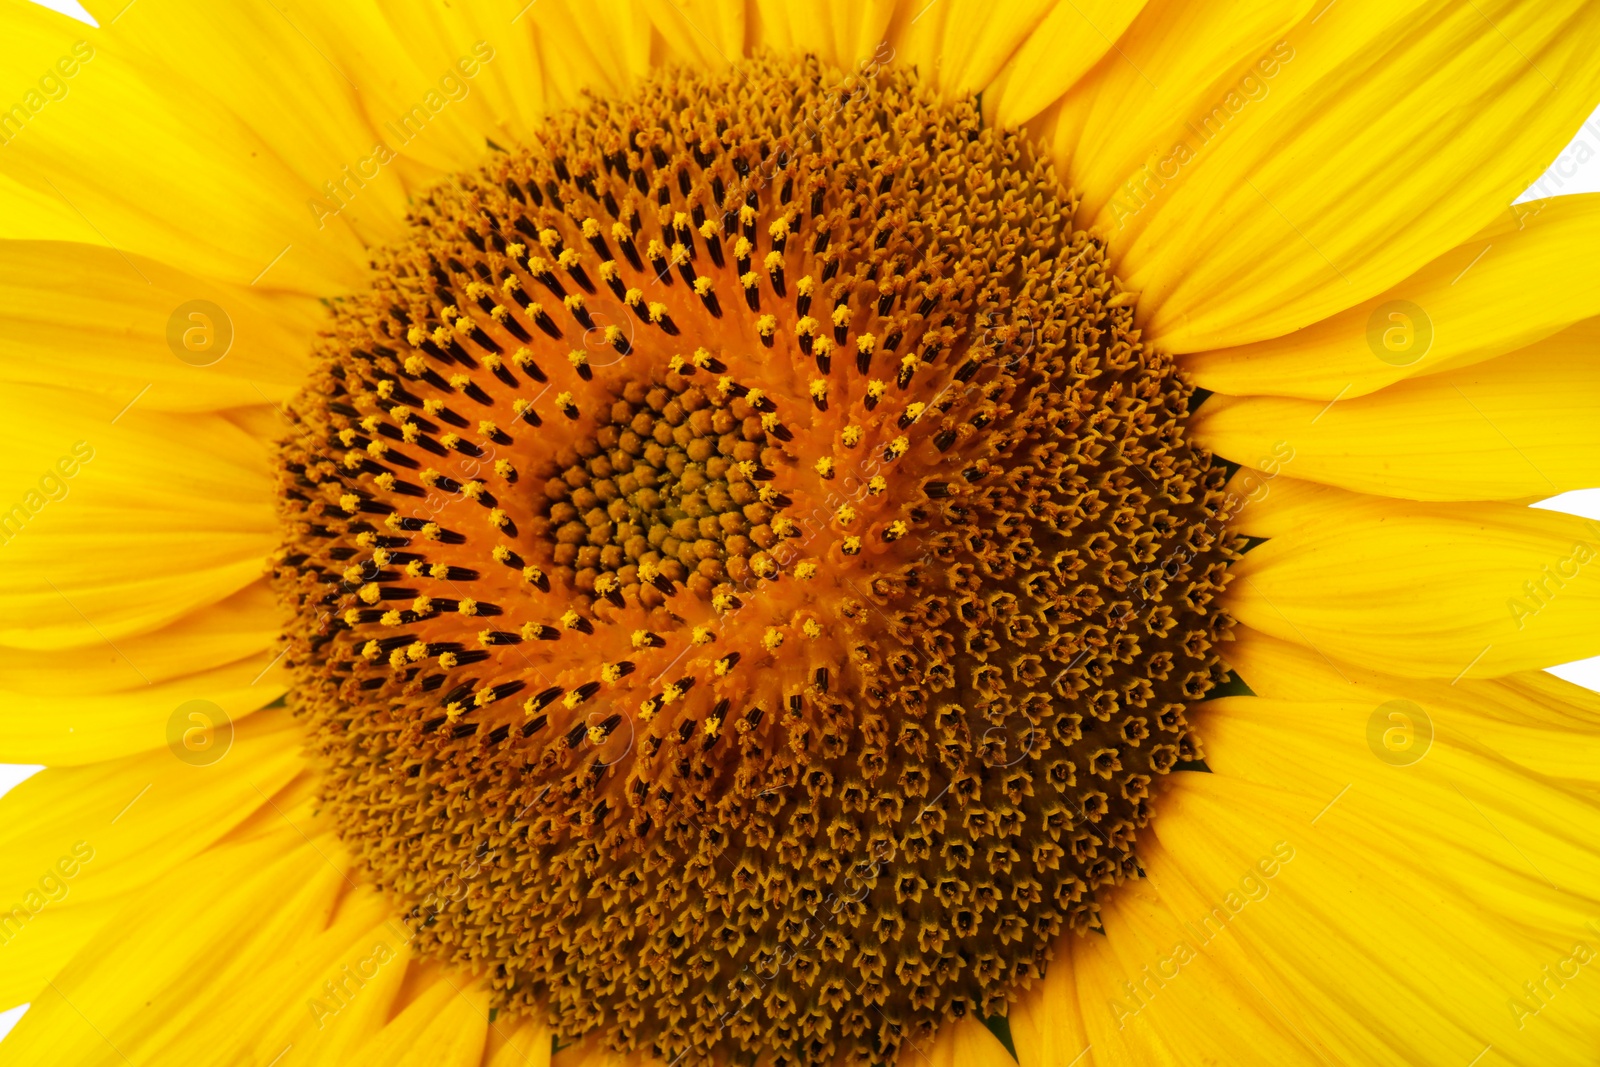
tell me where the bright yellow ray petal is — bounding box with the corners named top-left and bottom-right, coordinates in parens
top-left (314, 0), bottom-right (648, 176)
top-left (1156, 694), bottom-right (1600, 1064)
top-left (1050, 859), bottom-right (1316, 1065)
top-left (0, 826), bottom-right (348, 1065)
top-left (223, 892), bottom-right (408, 1066)
top-left (643, 0), bottom-right (749, 69)
top-left (0, 2), bottom-right (394, 293)
top-left (0, 386), bottom-right (276, 649)
top-left (1224, 481), bottom-right (1600, 678)
top-left (0, 710), bottom-right (305, 1006)
top-left (1184, 193), bottom-right (1600, 399)
top-left (1192, 318), bottom-right (1600, 501)
top-left (903, 1015), bottom-right (1015, 1066)
top-left (1043, 0), bottom-right (1312, 225)
top-left (750, 0), bottom-right (899, 70)
top-left (980, 1), bottom-right (1151, 130)
top-left (1146, 775), bottom-right (1585, 1065)
top-left (1225, 625), bottom-right (1600, 790)
top-left (0, 172), bottom-right (94, 242)
top-left (882, 0), bottom-right (1059, 102)
top-left (484, 1015), bottom-right (555, 1067)
top-left (0, 583), bottom-right (287, 766)
top-left (349, 969), bottom-right (493, 1066)
top-left (1008, 944), bottom-right (1091, 1067)
top-left (1114, 0), bottom-right (1600, 354)
top-left (0, 239), bottom-right (318, 411)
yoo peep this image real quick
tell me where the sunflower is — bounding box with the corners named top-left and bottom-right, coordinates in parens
top-left (4, 0), bottom-right (1600, 1064)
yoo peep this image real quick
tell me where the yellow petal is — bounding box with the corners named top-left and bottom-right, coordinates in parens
top-left (981, 0), bottom-right (1151, 130)
top-left (0, 2), bottom-right (393, 292)
top-left (1157, 693), bottom-right (1600, 1062)
top-left (484, 1014), bottom-right (555, 1067)
top-left (883, 0), bottom-right (1059, 102)
top-left (1114, 0), bottom-right (1600, 354)
top-left (1192, 318), bottom-right (1600, 501)
top-left (349, 969), bottom-right (493, 1066)
top-left (0, 826), bottom-right (347, 1064)
top-left (0, 385), bottom-right (275, 649)
top-left (1185, 194), bottom-right (1600, 400)
top-left (0, 172), bottom-right (95, 242)
top-left (1045, 0), bottom-right (1312, 222)
top-left (751, 0), bottom-right (899, 69)
top-left (1008, 947), bottom-right (1091, 1067)
top-left (0, 239), bottom-right (317, 411)
top-left (0, 582), bottom-right (286, 765)
top-left (0, 709), bottom-right (305, 1006)
top-left (905, 1015), bottom-right (1016, 1066)
top-left (247, 898), bottom-right (412, 1066)
top-left (1225, 482), bottom-right (1600, 678)
top-left (1226, 625), bottom-right (1600, 790)
top-left (643, 0), bottom-right (748, 69)
top-left (1043, 855), bottom-right (1315, 1064)
top-left (1150, 764), bottom-right (1600, 1064)
top-left (316, 0), bottom-right (649, 163)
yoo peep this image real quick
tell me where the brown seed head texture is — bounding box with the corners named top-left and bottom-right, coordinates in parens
top-left (272, 53), bottom-right (1237, 1067)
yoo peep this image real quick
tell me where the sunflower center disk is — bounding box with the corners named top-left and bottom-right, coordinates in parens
top-left (273, 54), bottom-right (1236, 1067)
